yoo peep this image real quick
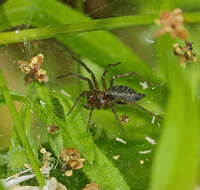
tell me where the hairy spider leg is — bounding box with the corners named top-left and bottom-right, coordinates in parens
top-left (111, 106), bottom-right (125, 133)
top-left (67, 91), bottom-right (88, 116)
top-left (71, 55), bottom-right (99, 90)
top-left (57, 72), bottom-right (94, 90)
top-left (131, 102), bottom-right (163, 119)
top-left (101, 62), bottom-right (121, 90)
top-left (87, 108), bottom-right (94, 132)
top-left (109, 72), bottom-right (159, 89)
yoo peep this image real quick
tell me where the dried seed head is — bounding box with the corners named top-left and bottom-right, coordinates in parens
top-left (173, 43), bottom-right (183, 55)
top-left (18, 53), bottom-right (48, 84)
top-left (120, 115), bottom-right (129, 124)
top-left (31, 56), bottom-right (38, 64)
top-left (61, 147), bottom-right (85, 170)
top-left (65, 170), bottom-right (73, 177)
top-left (69, 158), bottom-right (85, 170)
top-left (36, 69), bottom-right (49, 83)
top-left (83, 183), bottom-right (101, 190)
top-left (18, 61), bottom-right (31, 73)
top-left (47, 125), bottom-right (59, 134)
top-left (112, 155), bottom-right (120, 160)
top-left (40, 147), bottom-right (53, 173)
top-left (155, 8), bottom-right (188, 39)
top-left (40, 148), bottom-right (47, 154)
top-left (173, 40), bottom-right (197, 68)
top-left (44, 177), bottom-right (68, 190)
top-left (38, 53), bottom-right (44, 59)
top-left (24, 73), bottom-right (34, 84)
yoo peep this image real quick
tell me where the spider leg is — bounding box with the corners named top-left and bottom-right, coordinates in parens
top-left (109, 72), bottom-right (159, 89)
top-left (111, 106), bottom-right (125, 133)
top-left (57, 72), bottom-right (94, 90)
top-left (132, 102), bottom-right (163, 119)
top-left (101, 62), bottom-right (121, 91)
top-left (86, 108), bottom-right (94, 132)
top-left (67, 91), bottom-right (88, 116)
top-left (71, 55), bottom-right (99, 90)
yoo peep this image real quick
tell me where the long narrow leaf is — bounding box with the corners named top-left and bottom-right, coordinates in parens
top-left (150, 35), bottom-right (200, 190)
top-left (0, 70), bottom-right (44, 188)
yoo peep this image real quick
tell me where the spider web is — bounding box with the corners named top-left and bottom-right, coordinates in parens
top-left (0, 1), bottom-right (161, 189)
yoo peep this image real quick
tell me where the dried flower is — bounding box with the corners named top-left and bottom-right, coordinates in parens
top-left (47, 125), bottom-right (59, 134)
top-left (173, 40), bottom-right (197, 68)
top-left (40, 147), bottom-right (55, 173)
top-left (35, 69), bottom-right (49, 83)
top-left (18, 53), bottom-right (48, 84)
top-left (155, 8), bottom-right (188, 39)
top-left (120, 115), bottom-right (129, 124)
top-left (112, 155), bottom-right (120, 160)
top-left (82, 183), bottom-right (101, 190)
top-left (44, 177), bottom-right (68, 190)
top-left (65, 170), bottom-right (73, 177)
top-left (61, 148), bottom-right (85, 170)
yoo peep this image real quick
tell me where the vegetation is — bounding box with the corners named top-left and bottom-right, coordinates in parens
top-left (0, 0), bottom-right (200, 190)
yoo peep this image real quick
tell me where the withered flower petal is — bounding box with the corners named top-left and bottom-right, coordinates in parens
top-left (35, 69), bottom-right (49, 83)
top-left (82, 183), bottom-right (101, 190)
top-left (61, 147), bottom-right (85, 170)
top-left (173, 40), bottom-right (197, 68)
top-left (155, 8), bottom-right (188, 39)
top-left (18, 53), bottom-right (48, 84)
top-left (120, 115), bottom-right (129, 124)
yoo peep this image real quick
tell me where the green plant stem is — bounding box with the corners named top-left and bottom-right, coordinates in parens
top-left (0, 12), bottom-right (200, 45)
top-left (0, 14), bottom-right (157, 45)
top-left (0, 70), bottom-right (45, 188)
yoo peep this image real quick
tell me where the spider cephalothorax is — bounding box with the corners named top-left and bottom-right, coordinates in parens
top-left (86, 91), bottom-right (108, 109)
top-left (58, 56), bottom-right (162, 132)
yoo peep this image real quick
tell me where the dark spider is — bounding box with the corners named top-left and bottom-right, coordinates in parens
top-left (57, 55), bottom-right (162, 132)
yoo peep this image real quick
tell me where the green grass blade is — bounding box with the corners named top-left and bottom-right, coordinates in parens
top-left (150, 71), bottom-right (200, 190)
top-left (0, 91), bottom-right (26, 103)
top-left (0, 70), bottom-right (44, 188)
top-left (150, 35), bottom-right (200, 190)
top-left (0, 14), bottom-right (157, 45)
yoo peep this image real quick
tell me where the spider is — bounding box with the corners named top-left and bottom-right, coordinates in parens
top-left (58, 55), bottom-right (162, 132)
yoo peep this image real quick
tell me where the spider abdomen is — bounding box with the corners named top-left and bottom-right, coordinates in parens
top-left (106, 85), bottom-right (145, 103)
